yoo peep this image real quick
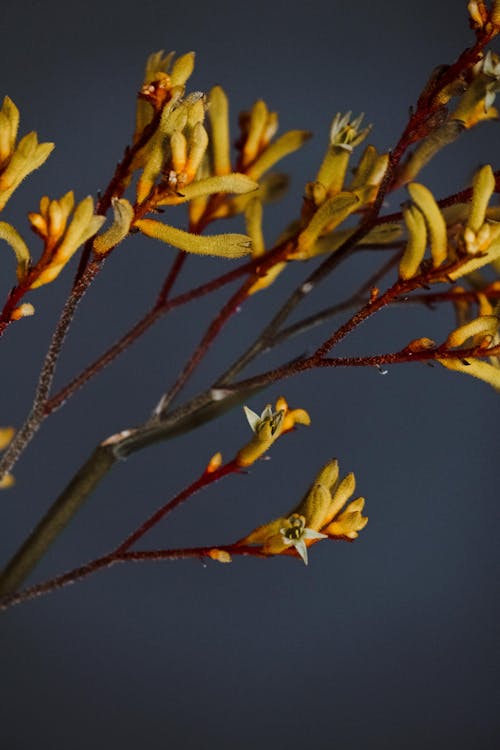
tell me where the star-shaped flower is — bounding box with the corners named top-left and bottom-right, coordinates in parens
top-left (280, 514), bottom-right (327, 565)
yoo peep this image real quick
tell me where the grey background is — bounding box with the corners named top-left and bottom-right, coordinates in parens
top-left (1, 1), bottom-right (499, 748)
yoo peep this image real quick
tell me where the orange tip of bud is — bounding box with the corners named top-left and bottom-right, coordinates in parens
top-left (208, 548), bottom-right (232, 563)
top-left (406, 337), bottom-right (437, 352)
top-left (206, 452), bottom-right (223, 473)
top-left (11, 303), bottom-right (35, 321)
top-left (0, 472), bottom-right (15, 489)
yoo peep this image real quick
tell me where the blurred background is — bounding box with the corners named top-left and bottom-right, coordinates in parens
top-left (1, 1), bottom-right (499, 748)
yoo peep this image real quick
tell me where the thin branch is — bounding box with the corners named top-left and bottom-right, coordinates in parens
top-left (0, 544), bottom-right (264, 611)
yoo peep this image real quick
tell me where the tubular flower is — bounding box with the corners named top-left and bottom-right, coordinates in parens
top-left (0, 97), bottom-right (54, 211)
top-left (315, 112), bottom-right (372, 198)
top-left (134, 50), bottom-right (195, 141)
top-left (236, 99), bottom-right (311, 181)
top-left (439, 313), bottom-right (500, 391)
top-left (452, 51), bottom-right (500, 128)
top-left (399, 166), bottom-right (500, 282)
top-left (27, 192), bottom-right (105, 288)
top-left (236, 397), bottom-right (311, 467)
top-left (449, 164), bottom-right (500, 280)
top-left (240, 459), bottom-right (367, 564)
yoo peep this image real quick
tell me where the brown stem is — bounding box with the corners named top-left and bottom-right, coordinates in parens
top-left (0, 544), bottom-right (263, 610)
top-left (0, 260), bottom-right (102, 480)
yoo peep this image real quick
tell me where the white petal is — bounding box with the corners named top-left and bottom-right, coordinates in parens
top-left (260, 404), bottom-right (273, 421)
top-left (243, 406), bottom-right (261, 432)
top-left (294, 540), bottom-right (309, 565)
top-left (303, 528), bottom-right (328, 541)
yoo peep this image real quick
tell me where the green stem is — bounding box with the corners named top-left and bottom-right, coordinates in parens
top-left (0, 445), bottom-right (116, 597)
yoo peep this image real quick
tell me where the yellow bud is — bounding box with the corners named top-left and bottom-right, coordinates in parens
top-left (0, 472), bottom-right (15, 489)
top-left (316, 146), bottom-right (350, 196)
top-left (445, 315), bottom-right (498, 348)
top-left (493, 0), bottom-right (500, 25)
top-left (448, 237), bottom-right (500, 280)
top-left (185, 122), bottom-right (209, 179)
top-left (399, 205), bottom-right (427, 280)
top-left (299, 483), bottom-right (332, 531)
top-left (170, 130), bottom-right (187, 173)
top-left (0, 221), bottom-right (31, 281)
top-left (297, 192), bottom-right (360, 257)
top-left (93, 198), bottom-right (134, 255)
top-left (245, 198), bottom-right (265, 257)
top-left (439, 358), bottom-right (500, 390)
top-left (247, 130), bottom-right (311, 180)
top-left (160, 173), bottom-right (258, 205)
top-left (323, 472), bottom-right (356, 526)
top-left (11, 303), bottom-right (35, 320)
top-left (208, 548), bottom-right (232, 563)
top-left (0, 426), bottom-right (15, 450)
top-left (206, 452), bottom-right (223, 473)
top-left (243, 100), bottom-right (269, 166)
top-left (314, 459), bottom-right (340, 491)
top-left (135, 219), bottom-right (252, 258)
top-left (208, 85), bottom-right (231, 176)
top-left (408, 182), bottom-right (447, 267)
top-left (467, 164), bottom-right (495, 234)
top-left (248, 261), bottom-right (287, 294)
top-left (170, 52), bottom-right (195, 87)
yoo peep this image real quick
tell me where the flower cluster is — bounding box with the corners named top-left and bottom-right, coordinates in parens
top-left (132, 52), bottom-right (313, 260)
top-left (0, 97), bottom-right (53, 212)
top-left (241, 459), bottom-right (367, 565)
top-left (399, 164), bottom-right (500, 282)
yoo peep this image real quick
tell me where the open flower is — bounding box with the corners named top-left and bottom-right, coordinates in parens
top-left (236, 397), bottom-right (311, 467)
top-left (279, 514), bottom-right (327, 565)
top-left (240, 459), bottom-right (368, 564)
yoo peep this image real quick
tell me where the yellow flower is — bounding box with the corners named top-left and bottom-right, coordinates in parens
top-left (439, 313), bottom-right (500, 391)
top-left (241, 459), bottom-right (368, 564)
top-left (279, 515), bottom-right (327, 566)
top-left (28, 192), bottom-right (105, 288)
top-left (0, 97), bottom-right (54, 211)
top-left (235, 397), bottom-right (310, 467)
top-left (315, 112), bottom-right (371, 197)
